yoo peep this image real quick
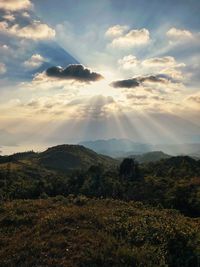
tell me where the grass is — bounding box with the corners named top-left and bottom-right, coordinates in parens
top-left (0, 196), bottom-right (199, 267)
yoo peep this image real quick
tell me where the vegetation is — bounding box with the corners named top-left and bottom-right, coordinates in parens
top-left (0, 145), bottom-right (200, 266)
top-left (127, 151), bottom-right (171, 163)
top-left (0, 197), bottom-right (199, 267)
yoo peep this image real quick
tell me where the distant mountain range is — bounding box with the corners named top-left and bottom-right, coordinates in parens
top-left (79, 139), bottom-right (151, 157)
top-left (80, 139), bottom-right (200, 158)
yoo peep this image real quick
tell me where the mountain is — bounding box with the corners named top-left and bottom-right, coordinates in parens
top-left (127, 151), bottom-right (171, 163)
top-left (0, 144), bottom-right (117, 173)
top-left (152, 143), bottom-right (200, 156)
top-left (39, 144), bottom-right (117, 172)
top-left (79, 139), bottom-right (151, 157)
top-left (80, 139), bottom-right (200, 158)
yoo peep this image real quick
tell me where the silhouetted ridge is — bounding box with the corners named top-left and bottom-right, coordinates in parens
top-left (39, 144), bottom-right (117, 171)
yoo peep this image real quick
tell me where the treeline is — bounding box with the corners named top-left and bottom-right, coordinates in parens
top-left (0, 156), bottom-right (199, 217)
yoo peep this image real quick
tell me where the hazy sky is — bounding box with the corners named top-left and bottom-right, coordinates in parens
top-left (0, 0), bottom-right (200, 154)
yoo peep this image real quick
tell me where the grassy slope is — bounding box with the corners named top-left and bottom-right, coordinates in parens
top-left (0, 197), bottom-right (199, 267)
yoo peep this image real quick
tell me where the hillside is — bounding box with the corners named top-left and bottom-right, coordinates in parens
top-left (143, 156), bottom-right (200, 178)
top-left (0, 150), bottom-right (199, 216)
top-left (0, 145), bottom-right (117, 173)
top-left (126, 151), bottom-right (171, 163)
top-left (0, 197), bottom-right (199, 267)
top-left (39, 144), bottom-right (117, 171)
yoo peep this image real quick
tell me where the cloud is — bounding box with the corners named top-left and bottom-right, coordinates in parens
top-left (0, 63), bottom-right (6, 74)
top-left (46, 64), bottom-right (104, 83)
top-left (2, 13), bottom-right (15, 22)
top-left (0, 20), bottom-right (55, 40)
top-left (71, 95), bottom-right (117, 119)
top-left (142, 56), bottom-right (185, 68)
top-left (126, 94), bottom-right (147, 100)
top-left (118, 55), bottom-right (139, 69)
top-left (185, 93), bottom-right (200, 111)
top-left (108, 28), bottom-right (150, 48)
top-left (0, 44), bottom-right (9, 51)
top-left (0, 0), bottom-right (32, 11)
top-left (111, 78), bottom-right (140, 88)
top-left (105, 25), bottom-right (129, 38)
top-left (187, 95), bottom-right (200, 104)
top-left (24, 54), bottom-right (45, 69)
top-left (118, 55), bottom-right (185, 80)
top-left (110, 75), bottom-right (168, 88)
top-left (166, 27), bottom-right (193, 40)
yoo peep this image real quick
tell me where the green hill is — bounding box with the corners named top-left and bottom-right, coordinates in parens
top-left (128, 151), bottom-right (171, 163)
top-left (0, 145), bottom-right (117, 173)
top-left (39, 144), bottom-right (117, 172)
top-left (143, 156), bottom-right (200, 179)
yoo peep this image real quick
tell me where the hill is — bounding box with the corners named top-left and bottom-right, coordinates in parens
top-left (0, 197), bottom-right (199, 267)
top-left (127, 151), bottom-right (171, 163)
top-left (143, 156), bottom-right (200, 179)
top-left (0, 148), bottom-right (199, 217)
top-left (0, 145), bottom-right (117, 173)
top-left (39, 145), bottom-right (117, 172)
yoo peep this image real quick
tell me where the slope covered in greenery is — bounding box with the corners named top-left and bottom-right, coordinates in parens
top-left (0, 148), bottom-right (199, 217)
top-left (39, 145), bottom-right (117, 171)
top-left (129, 151), bottom-right (171, 163)
top-left (0, 197), bottom-right (199, 267)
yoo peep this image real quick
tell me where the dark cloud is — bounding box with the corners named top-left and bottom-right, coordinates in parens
top-left (111, 78), bottom-right (140, 88)
top-left (46, 64), bottom-right (104, 83)
top-left (110, 75), bottom-right (169, 88)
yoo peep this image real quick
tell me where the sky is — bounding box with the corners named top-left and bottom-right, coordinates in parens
top-left (0, 0), bottom-right (200, 154)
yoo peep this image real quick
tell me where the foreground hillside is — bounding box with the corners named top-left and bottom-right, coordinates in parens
top-left (0, 147), bottom-right (199, 217)
top-left (0, 197), bottom-right (199, 267)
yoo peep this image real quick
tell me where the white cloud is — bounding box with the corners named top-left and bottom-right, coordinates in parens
top-left (0, 44), bottom-right (9, 51)
top-left (0, 20), bottom-right (55, 40)
top-left (24, 54), bottom-right (45, 69)
top-left (105, 25), bottom-right (129, 38)
top-left (118, 55), bottom-right (185, 80)
top-left (22, 12), bottom-right (30, 18)
top-left (166, 27), bottom-right (193, 40)
top-left (0, 63), bottom-right (7, 74)
top-left (0, 0), bottom-right (32, 11)
top-left (118, 55), bottom-right (139, 69)
top-left (142, 56), bottom-right (185, 68)
top-left (185, 92), bottom-right (200, 110)
top-left (2, 13), bottom-right (15, 22)
top-left (109, 28), bottom-right (150, 48)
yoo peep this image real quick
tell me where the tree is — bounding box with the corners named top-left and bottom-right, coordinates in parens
top-left (119, 158), bottom-right (140, 181)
